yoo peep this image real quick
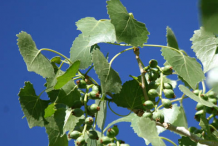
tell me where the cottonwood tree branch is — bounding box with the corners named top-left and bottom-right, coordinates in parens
top-left (156, 122), bottom-right (218, 146)
top-left (133, 47), bottom-right (149, 101)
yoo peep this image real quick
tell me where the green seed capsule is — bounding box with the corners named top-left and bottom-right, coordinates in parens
top-left (162, 65), bottom-right (173, 75)
top-left (112, 125), bottom-right (119, 136)
top-left (77, 79), bottom-right (87, 89)
top-left (88, 130), bottom-right (98, 140)
top-left (163, 83), bottom-right (173, 89)
top-left (148, 81), bottom-right (159, 89)
top-left (68, 131), bottom-right (81, 139)
top-left (92, 85), bottom-right (99, 92)
top-left (100, 136), bottom-right (111, 145)
top-left (85, 117), bottom-right (94, 125)
top-left (72, 100), bottom-right (83, 109)
top-left (206, 107), bottom-right (214, 114)
top-left (148, 71), bottom-right (158, 81)
top-left (106, 128), bottom-right (116, 138)
top-left (194, 110), bottom-right (204, 122)
top-left (207, 91), bottom-right (216, 99)
top-left (76, 136), bottom-right (85, 146)
top-left (74, 126), bottom-right (83, 132)
top-left (208, 98), bottom-right (217, 105)
top-left (162, 99), bottom-right (172, 108)
top-left (89, 91), bottom-right (100, 99)
top-left (149, 59), bottom-right (158, 68)
top-left (163, 89), bottom-right (175, 99)
top-left (72, 108), bottom-right (84, 117)
top-left (152, 111), bottom-right (164, 123)
top-left (143, 100), bottom-right (154, 109)
top-left (193, 90), bottom-right (200, 96)
top-left (195, 103), bottom-right (204, 111)
top-left (148, 89), bottom-right (159, 99)
top-left (200, 94), bottom-right (208, 101)
top-left (189, 127), bottom-right (197, 133)
top-left (142, 111), bottom-right (152, 119)
top-left (88, 104), bottom-right (100, 113)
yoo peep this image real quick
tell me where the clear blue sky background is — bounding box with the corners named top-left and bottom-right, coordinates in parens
top-left (0, 0), bottom-right (203, 145)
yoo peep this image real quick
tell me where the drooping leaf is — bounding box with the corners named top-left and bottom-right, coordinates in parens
top-left (17, 31), bottom-right (54, 78)
top-left (190, 27), bottom-right (218, 73)
top-left (54, 60), bottom-right (80, 89)
top-left (18, 81), bottom-right (49, 128)
top-left (44, 103), bottom-right (56, 118)
top-left (178, 136), bottom-right (197, 146)
top-left (113, 79), bottom-right (144, 110)
top-left (107, 0), bottom-right (149, 47)
top-left (95, 100), bottom-right (107, 131)
top-left (92, 49), bottom-right (122, 94)
top-left (200, 0), bottom-right (218, 34)
top-left (55, 86), bottom-right (81, 108)
top-left (45, 116), bottom-right (68, 146)
top-left (76, 17), bottom-right (116, 45)
top-left (70, 34), bottom-right (100, 69)
top-left (54, 108), bottom-right (83, 136)
top-left (166, 26), bottom-right (179, 50)
top-left (161, 47), bottom-right (205, 89)
top-left (179, 85), bottom-right (218, 108)
top-left (137, 117), bottom-right (166, 146)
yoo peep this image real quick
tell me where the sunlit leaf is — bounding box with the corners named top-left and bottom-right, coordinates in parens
top-left (166, 26), bottom-right (179, 50)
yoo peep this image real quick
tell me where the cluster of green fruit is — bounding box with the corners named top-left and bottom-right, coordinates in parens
top-left (192, 90), bottom-right (218, 133)
top-left (139, 59), bottom-right (175, 123)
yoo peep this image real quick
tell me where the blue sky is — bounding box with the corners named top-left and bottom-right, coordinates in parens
top-left (0, 0), bottom-right (203, 145)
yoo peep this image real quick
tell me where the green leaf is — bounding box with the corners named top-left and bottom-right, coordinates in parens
top-left (47, 90), bottom-right (60, 102)
top-left (70, 34), bottom-right (99, 69)
top-left (179, 85), bottom-right (218, 108)
top-left (51, 56), bottom-right (61, 64)
top-left (92, 49), bottom-right (122, 94)
top-left (173, 106), bottom-right (188, 129)
top-left (95, 100), bottom-right (107, 131)
top-left (46, 70), bottom-right (64, 92)
top-left (45, 116), bottom-right (68, 146)
top-left (161, 47), bottom-right (205, 89)
top-left (76, 17), bottom-right (116, 45)
top-left (107, 0), bottom-right (149, 47)
top-left (190, 27), bottom-right (218, 73)
top-left (54, 108), bottom-right (83, 136)
top-left (17, 31), bottom-right (55, 78)
top-left (137, 117), bottom-right (166, 146)
top-left (44, 103), bottom-right (56, 118)
top-left (54, 61), bottom-right (80, 89)
top-left (200, 0), bottom-right (218, 34)
top-left (55, 86), bottom-right (81, 108)
top-left (18, 81), bottom-right (49, 128)
top-left (113, 79), bottom-right (144, 110)
top-left (178, 75), bottom-right (192, 89)
top-left (178, 136), bottom-right (197, 146)
top-left (166, 26), bottom-right (179, 49)
top-left (157, 104), bottom-right (182, 134)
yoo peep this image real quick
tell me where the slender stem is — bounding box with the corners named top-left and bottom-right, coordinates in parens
top-left (106, 42), bottom-right (130, 46)
top-left (38, 89), bottom-right (46, 98)
top-left (94, 100), bottom-right (102, 129)
top-left (160, 137), bottom-right (177, 146)
top-left (82, 124), bottom-right (87, 136)
top-left (142, 44), bottom-right (181, 54)
top-left (207, 114), bottom-right (214, 121)
top-left (202, 81), bottom-right (206, 94)
top-left (40, 48), bottom-right (73, 64)
top-left (84, 93), bottom-right (88, 118)
top-left (108, 101), bottom-right (132, 117)
top-left (85, 65), bottom-right (94, 76)
top-left (134, 48), bottom-right (149, 101)
top-left (109, 47), bottom-right (134, 66)
top-left (179, 94), bottom-right (186, 106)
top-left (58, 61), bottom-right (65, 70)
top-left (209, 125), bottom-right (218, 133)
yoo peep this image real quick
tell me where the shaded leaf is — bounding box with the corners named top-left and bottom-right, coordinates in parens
top-left (113, 79), bottom-right (144, 110)
top-left (45, 116), bottom-right (68, 146)
top-left (92, 49), bottom-right (122, 94)
top-left (18, 81), bottom-right (49, 128)
top-left (44, 103), bottom-right (56, 118)
top-left (161, 47), bottom-right (205, 89)
top-left (137, 117), bottom-right (166, 146)
top-left (166, 26), bottom-right (179, 49)
top-left (47, 90), bottom-right (60, 102)
top-left (178, 136), bottom-right (197, 146)
top-left (76, 17), bottom-right (116, 45)
top-left (95, 100), bottom-right (107, 131)
top-left (190, 27), bottom-right (218, 73)
top-left (179, 85), bottom-right (218, 108)
top-left (17, 31), bottom-right (54, 78)
top-left (107, 0), bottom-right (149, 47)
top-left (54, 61), bottom-right (80, 89)
top-left (200, 0), bottom-right (218, 34)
